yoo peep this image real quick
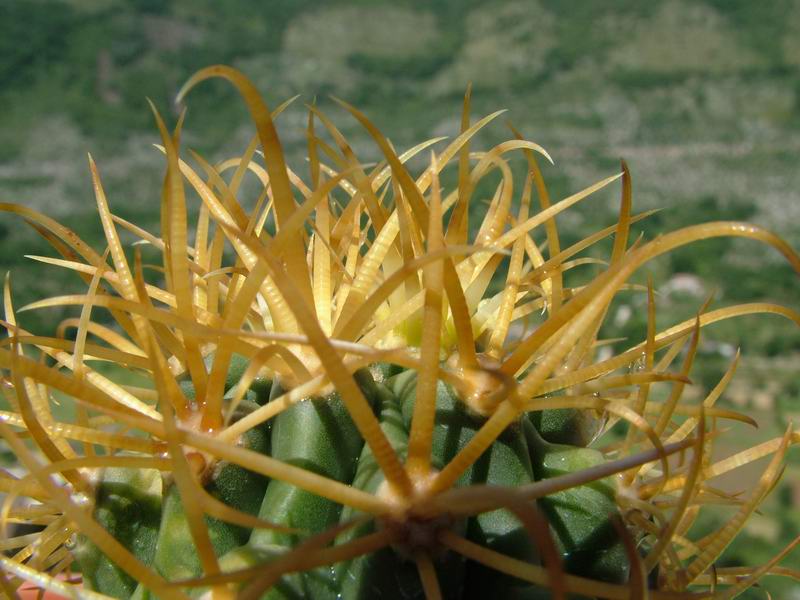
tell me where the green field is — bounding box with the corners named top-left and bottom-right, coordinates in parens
top-left (2, 1), bottom-right (799, 596)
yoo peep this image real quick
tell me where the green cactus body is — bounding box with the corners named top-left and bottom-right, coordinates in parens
top-left (529, 404), bottom-right (604, 447)
top-left (153, 399), bottom-right (271, 581)
top-left (74, 468), bottom-right (162, 599)
top-left (244, 370), bottom-right (378, 598)
top-left (74, 364), bottom-right (634, 600)
top-left (391, 370), bottom-right (538, 598)
top-left (214, 353), bottom-right (273, 405)
top-left (334, 381), bottom-right (423, 600)
top-left (182, 353), bottom-right (272, 406)
top-left (524, 417), bottom-right (630, 584)
top-left (141, 358), bottom-right (271, 583)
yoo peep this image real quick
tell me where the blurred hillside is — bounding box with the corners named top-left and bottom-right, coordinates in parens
top-left (1, 1), bottom-right (800, 595)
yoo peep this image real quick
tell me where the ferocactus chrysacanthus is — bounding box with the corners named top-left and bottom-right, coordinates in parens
top-left (1, 65), bottom-right (799, 599)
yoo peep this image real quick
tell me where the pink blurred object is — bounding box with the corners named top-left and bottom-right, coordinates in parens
top-left (17, 574), bottom-right (82, 599)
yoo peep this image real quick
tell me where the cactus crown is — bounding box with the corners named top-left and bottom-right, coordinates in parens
top-left (1, 66), bottom-right (799, 599)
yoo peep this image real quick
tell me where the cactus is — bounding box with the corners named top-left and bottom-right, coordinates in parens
top-left (1, 65), bottom-right (799, 599)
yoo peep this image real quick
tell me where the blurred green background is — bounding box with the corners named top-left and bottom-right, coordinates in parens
top-left (1, 0), bottom-right (799, 596)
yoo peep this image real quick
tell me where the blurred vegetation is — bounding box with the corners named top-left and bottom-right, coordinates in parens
top-left (1, 0), bottom-right (799, 596)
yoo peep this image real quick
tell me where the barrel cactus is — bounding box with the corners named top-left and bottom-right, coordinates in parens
top-left (1, 65), bottom-right (799, 599)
